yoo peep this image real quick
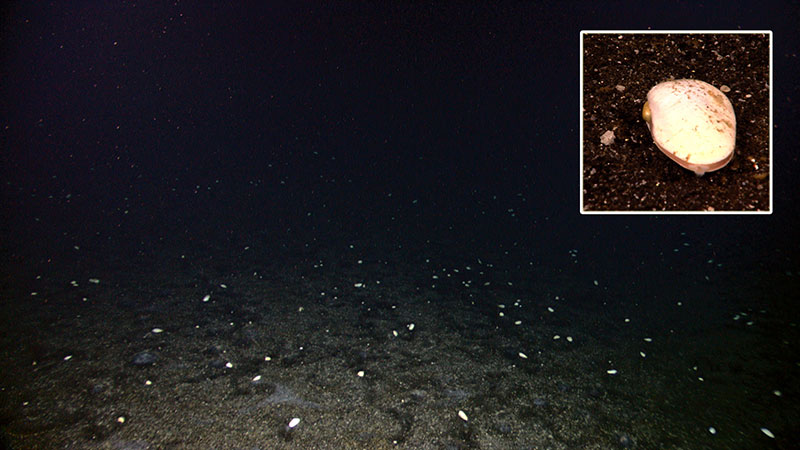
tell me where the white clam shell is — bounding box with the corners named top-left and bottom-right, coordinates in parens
top-left (642, 79), bottom-right (736, 175)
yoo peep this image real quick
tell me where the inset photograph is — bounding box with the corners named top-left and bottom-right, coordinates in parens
top-left (580, 31), bottom-right (772, 213)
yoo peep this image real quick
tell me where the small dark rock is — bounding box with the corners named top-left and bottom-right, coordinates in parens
top-left (409, 389), bottom-right (427, 401)
top-left (130, 351), bottom-right (158, 366)
top-left (208, 359), bottom-right (226, 369)
top-left (495, 422), bottom-right (513, 434)
top-left (203, 345), bottom-right (223, 356)
top-left (281, 352), bottom-right (303, 367)
top-left (588, 386), bottom-right (603, 398)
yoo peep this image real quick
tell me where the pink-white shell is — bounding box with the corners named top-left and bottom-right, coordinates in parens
top-left (643, 79), bottom-right (736, 175)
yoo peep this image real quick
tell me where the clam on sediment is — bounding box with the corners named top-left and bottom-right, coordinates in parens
top-left (642, 79), bottom-right (736, 175)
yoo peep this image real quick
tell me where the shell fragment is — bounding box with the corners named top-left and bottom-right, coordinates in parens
top-left (642, 79), bottom-right (736, 175)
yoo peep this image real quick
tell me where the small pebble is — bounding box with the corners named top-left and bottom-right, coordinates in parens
top-left (600, 130), bottom-right (615, 146)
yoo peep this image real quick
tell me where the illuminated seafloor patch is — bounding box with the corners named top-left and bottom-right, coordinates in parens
top-left (1, 232), bottom-right (796, 449)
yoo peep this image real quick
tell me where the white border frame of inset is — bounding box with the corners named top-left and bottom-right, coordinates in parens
top-left (579, 30), bottom-right (773, 215)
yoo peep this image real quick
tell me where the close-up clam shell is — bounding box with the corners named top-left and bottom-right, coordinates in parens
top-left (642, 79), bottom-right (736, 175)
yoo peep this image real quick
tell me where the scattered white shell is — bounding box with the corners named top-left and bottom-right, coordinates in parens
top-left (643, 79), bottom-right (736, 175)
top-left (708, 426), bottom-right (717, 434)
top-left (760, 427), bottom-right (774, 438)
top-left (458, 410), bottom-right (469, 421)
top-left (287, 417), bottom-right (301, 429)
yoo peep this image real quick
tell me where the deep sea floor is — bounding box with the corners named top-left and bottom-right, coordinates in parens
top-left (1, 229), bottom-right (797, 449)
